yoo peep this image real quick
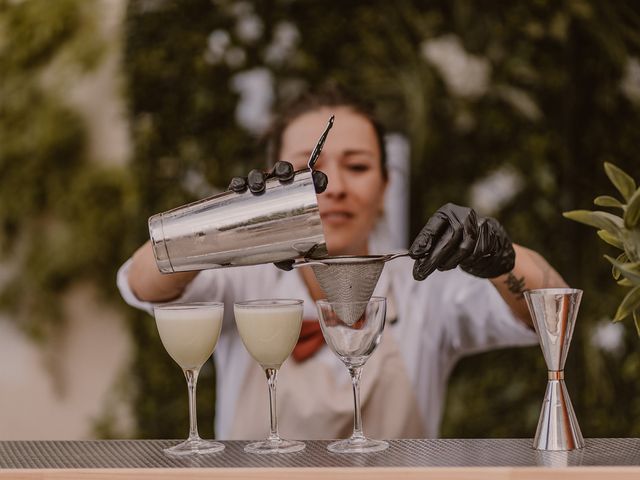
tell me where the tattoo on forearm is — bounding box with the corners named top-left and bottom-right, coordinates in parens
top-left (505, 272), bottom-right (526, 299)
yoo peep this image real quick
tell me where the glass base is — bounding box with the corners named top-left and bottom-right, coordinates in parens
top-left (327, 436), bottom-right (389, 454)
top-left (244, 438), bottom-right (306, 454)
top-left (163, 438), bottom-right (225, 456)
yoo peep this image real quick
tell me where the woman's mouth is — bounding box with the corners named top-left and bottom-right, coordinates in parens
top-left (321, 211), bottom-right (354, 224)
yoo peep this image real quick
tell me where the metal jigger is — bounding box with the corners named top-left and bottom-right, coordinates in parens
top-left (524, 288), bottom-right (585, 451)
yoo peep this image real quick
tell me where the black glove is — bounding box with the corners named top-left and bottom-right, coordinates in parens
top-left (228, 161), bottom-right (328, 272)
top-left (228, 161), bottom-right (328, 195)
top-left (409, 203), bottom-right (515, 280)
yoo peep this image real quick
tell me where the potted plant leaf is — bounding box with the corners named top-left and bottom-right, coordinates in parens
top-left (563, 162), bottom-right (640, 336)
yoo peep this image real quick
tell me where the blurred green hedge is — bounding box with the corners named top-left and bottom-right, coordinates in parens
top-left (122, 0), bottom-right (640, 439)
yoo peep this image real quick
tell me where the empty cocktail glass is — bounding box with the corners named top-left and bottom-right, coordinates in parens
top-left (316, 296), bottom-right (388, 453)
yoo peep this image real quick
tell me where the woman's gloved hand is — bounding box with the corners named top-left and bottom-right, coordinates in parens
top-left (228, 160), bottom-right (328, 272)
top-left (409, 203), bottom-right (515, 280)
top-left (228, 161), bottom-right (328, 194)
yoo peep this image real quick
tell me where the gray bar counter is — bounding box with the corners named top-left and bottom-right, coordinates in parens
top-left (1, 438), bottom-right (639, 479)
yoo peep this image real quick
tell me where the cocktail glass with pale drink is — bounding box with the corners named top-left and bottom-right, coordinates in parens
top-left (316, 296), bottom-right (388, 453)
top-left (234, 299), bottom-right (305, 454)
top-left (153, 302), bottom-right (225, 456)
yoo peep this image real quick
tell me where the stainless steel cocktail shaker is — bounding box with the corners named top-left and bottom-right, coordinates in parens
top-left (148, 168), bottom-right (327, 273)
top-left (148, 115), bottom-right (333, 273)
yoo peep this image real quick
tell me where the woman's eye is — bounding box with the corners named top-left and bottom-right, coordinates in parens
top-left (347, 164), bottom-right (370, 172)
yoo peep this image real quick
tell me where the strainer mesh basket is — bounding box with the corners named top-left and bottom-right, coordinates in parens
top-left (309, 257), bottom-right (386, 325)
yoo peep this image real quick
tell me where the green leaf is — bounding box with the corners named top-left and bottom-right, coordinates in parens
top-left (634, 310), bottom-right (640, 338)
top-left (563, 210), bottom-right (623, 235)
top-left (594, 195), bottom-right (624, 209)
top-left (604, 162), bottom-right (636, 202)
top-left (597, 229), bottom-right (624, 249)
top-left (618, 278), bottom-right (634, 287)
top-left (610, 252), bottom-right (627, 280)
top-left (624, 229), bottom-right (640, 262)
top-left (605, 254), bottom-right (640, 284)
top-left (623, 187), bottom-right (640, 229)
top-left (613, 285), bottom-right (640, 322)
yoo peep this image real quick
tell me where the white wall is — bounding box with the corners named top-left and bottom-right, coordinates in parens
top-left (0, 286), bottom-right (133, 440)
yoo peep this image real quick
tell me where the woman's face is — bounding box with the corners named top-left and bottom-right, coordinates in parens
top-left (280, 106), bottom-right (387, 256)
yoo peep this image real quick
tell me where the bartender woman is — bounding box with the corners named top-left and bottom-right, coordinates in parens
top-left (117, 88), bottom-right (567, 440)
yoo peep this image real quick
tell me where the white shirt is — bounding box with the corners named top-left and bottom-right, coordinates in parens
top-left (117, 256), bottom-right (537, 439)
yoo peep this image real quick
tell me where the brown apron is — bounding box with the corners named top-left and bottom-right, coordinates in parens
top-left (229, 324), bottom-right (426, 440)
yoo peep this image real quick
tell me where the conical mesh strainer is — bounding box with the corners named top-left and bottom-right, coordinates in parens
top-left (294, 252), bottom-right (408, 325)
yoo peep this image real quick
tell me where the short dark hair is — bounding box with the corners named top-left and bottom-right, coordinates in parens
top-left (265, 86), bottom-right (388, 179)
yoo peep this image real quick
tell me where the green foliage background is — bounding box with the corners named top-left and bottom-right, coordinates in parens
top-left (2, 0), bottom-right (640, 439)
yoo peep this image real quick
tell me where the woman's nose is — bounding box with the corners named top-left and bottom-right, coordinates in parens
top-left (321, 163), bottom-right (347, 198)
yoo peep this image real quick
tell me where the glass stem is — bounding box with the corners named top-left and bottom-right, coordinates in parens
top-left (184, 368), bottom-right (200, 441)
top-left (265, 368), bottom-right (280, 442)
top-left (349, 366), bottom-right (365, 440)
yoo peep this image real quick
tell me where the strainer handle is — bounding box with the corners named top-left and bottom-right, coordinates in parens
top-left (383, 250), bottom-right (410, 262)
top-left (291, 251), bottom-right (410, 268)
top-left (291, 260), bottom-right (328, 269)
